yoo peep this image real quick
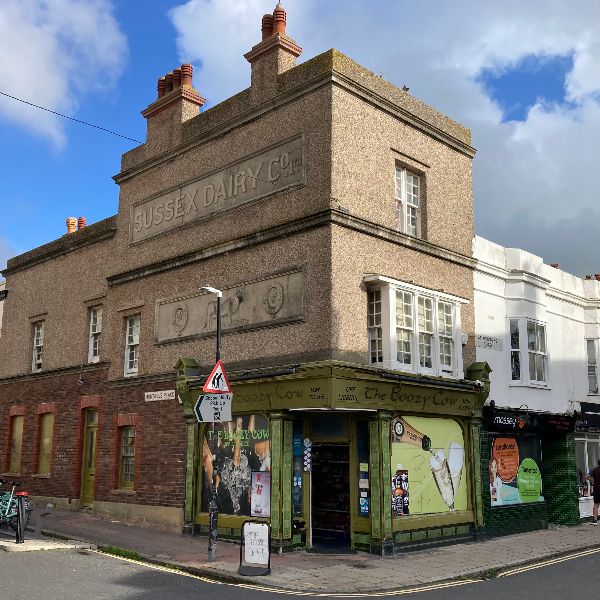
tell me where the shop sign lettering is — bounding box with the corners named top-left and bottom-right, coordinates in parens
top-left (130, 136), bottom-right (305, 243)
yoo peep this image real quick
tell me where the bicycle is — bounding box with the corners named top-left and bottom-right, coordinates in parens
top-left (0, 478), bottom-right (33, 531)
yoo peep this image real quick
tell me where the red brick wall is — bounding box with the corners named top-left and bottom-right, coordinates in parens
top-left (0, 368), bottom-right (187, 508)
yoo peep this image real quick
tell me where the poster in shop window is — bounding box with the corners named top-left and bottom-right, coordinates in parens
top-left (251, 471), bottom-right (271, 517)
top-left (489, 436), bottom-right (544, 506)
top-left (390, 416), bottom-right (467, 515)
top-left (201, 415), bottom-right (271, 516)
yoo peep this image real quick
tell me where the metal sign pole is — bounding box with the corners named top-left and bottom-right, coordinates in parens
top-left (207, 289), bottom-right (222, 562)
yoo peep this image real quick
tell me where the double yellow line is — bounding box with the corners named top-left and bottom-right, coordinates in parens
top-left (93, 545), bottom-right (600, 597)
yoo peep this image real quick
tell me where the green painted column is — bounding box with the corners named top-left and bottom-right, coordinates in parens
top-left (469, 417), bottom-right (484, 529)
top-left (282, 418), bottom-right (294, 541)
top-left (369, 417), bottom-right (382, 541)
top-left (182, 416), bottom-right (199, 535)
top-left (269, 411), bottom-right (284, 547)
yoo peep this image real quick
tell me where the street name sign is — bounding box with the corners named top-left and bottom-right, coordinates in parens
top-left (194, 393), bottom-right (233, 423)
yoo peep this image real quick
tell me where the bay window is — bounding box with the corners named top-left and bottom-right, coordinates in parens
top-left (366, 276), bottom-right (465, 378)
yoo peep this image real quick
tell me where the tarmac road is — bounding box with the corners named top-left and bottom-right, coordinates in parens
top-left (0, 547), bottom-right (598, 600)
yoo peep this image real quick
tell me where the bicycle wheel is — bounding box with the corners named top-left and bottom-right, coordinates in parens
top-left (8, 501), bottom-right (31, 531)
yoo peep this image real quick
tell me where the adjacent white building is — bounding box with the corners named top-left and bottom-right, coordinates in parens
top-left (473, 236), bottom-right (600, 518)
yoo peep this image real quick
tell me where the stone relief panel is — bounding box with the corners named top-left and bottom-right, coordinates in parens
top-left (155, 269), bottom-right (305, 343)
top-left (130, 135), bottom-right (305, 243)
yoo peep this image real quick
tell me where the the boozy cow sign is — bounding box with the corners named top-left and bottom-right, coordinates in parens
top-left (129, 136), bottom-right (305, 243)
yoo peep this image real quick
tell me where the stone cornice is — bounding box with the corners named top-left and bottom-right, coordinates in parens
top-left (107, 209), bottom-right (475, 286)
top-left (0, 362), bottom-right (109, 386)
top-left (244, 33), bottom-right (302, 62)
top-left (141, 86), bottom-right (206, 119)
top-left (2, 217), bottom-right (117, 277)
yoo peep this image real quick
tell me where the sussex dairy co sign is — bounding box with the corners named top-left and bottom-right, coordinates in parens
top-left (129, 136), bottom-right (305, 243)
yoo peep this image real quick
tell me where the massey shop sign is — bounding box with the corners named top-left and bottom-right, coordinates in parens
top-left (484, 408), bottom-right (532, 432)
top-left (129, 136), bottom-right (305, 243)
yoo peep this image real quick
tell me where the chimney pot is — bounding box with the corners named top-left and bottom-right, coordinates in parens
top-left (181, 64), bottom-right (193, 86)
top-left (66, 217), bottom-right (77, 234)
top-left (273, 3), bottom-right (286, 34)
top-left (595, 274), bottom-right (600, 281)
top-left (77, 217), bottom-right (87, 230)
top-left (165, 72), bottom-right (174, 93)
top-left (173, 68), bottom-right (182, 88)
top-left (157, 77), bottom-right (166, 98)
top-left (585, 275), bottom-right (593, 280)
top-left (550, 263), bottom-right (559, 269)
top-left (261, 14), bottom-right (274, 39)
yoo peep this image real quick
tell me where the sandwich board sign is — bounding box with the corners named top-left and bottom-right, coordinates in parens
top-left (194, 393), bottom-right (232, 423)
top-left (203, 360), bottom-right (232, 393)
top-left (238, 521), bottom-right (271, 576)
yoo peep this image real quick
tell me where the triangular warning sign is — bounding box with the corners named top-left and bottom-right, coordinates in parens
top-left (202, 360), bottom-right (232, 393)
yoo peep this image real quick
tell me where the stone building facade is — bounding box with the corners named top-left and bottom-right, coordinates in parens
top-left (0, 5), bottom-right (489, 554)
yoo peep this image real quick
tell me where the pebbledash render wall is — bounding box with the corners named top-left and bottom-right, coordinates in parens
top-left (0, 4), bottom-right (486, 543)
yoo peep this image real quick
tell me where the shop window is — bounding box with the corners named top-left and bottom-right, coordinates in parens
top-left (292, 420), bottom-right (303, 516)
top-left (394, 166), bottom-right (421, 237)
top-left (366, 276), bottom-right (465, 378)
top-left (391, 416), bottom-right (466, 515)
top-left (201, 415), bottom-right (270, 517)
top-left (8, 415), bottom-right (24, 474)
top-left (488, 435), bottom-right (544, 506)
top-left (124, 315), bottom-right (140, 377)
top-left (586, 340), bottom-right (599, 394)
top-left (37, 412), bottom-right (54, 475)
top-left (576, 435), bottom-right (600, 497)
top-left (509, 319), bottom-right (547, 385)
top-left (356, 420), bottom-right (370, 517)
top-left (32, 321), bottom-right (44, 372)
top-left (119, 426), bottom-right (136, 490)
top-left (88, 307), bottom-right (102, 364)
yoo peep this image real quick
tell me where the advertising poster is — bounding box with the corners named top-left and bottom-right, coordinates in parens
top-left (489, 436), bottom-right (543, 506)
top-left (251, 471), bottom-right (271, 517)
top-left (390, 416), bottom-right (467, 515)
top-left (201, 414), bottom-right (270, 516)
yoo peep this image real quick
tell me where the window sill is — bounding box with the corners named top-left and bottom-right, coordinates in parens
top-left (124, 372), bottom-right (138, 379)
top-left (110, 488), bottom-right (136, 496)
top-left (587, 393), bottom-right (600, 397)
top-left (1, 472), bottom-right (21, 478)
top-left (32, 473), bottom-right (51, 479)
top-left (508, 383), bottom-right (551, 390)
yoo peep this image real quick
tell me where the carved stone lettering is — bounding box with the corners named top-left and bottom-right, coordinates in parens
top-left (155, 270), bottom-right (305, 343)
top-left (130, 137), bottom-right (305, 243)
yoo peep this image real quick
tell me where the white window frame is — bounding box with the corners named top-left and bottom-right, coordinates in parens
top-left (88, 307), bottom-right (103, 364)
top-left (365, 275), bottom-right (466, 379)
top-left (124, 315), bottom-right (140, 377)
top-left (394, 166), bottom-right (421, 237)
top-left (32, 321), bottom-right (44, 372)
top-left (508, 318), bottom-right (548, 387)
top-left (586, 339), bottom-right (599, 395)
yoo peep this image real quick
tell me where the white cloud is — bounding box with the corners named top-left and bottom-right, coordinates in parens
top-left (0, 0), bottom-right (127, 148)
top-left (170, 0), bottom-right (600, 274)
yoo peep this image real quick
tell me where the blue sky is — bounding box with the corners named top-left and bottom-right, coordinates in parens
top-left (1, 0), bottom-right (599, 276)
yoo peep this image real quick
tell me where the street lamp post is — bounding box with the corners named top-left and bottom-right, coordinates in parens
top-left (200, 286), bottom-right (222, 562)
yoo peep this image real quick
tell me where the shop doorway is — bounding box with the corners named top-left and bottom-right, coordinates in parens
top-left (80, 409), bottom-right (98, 508)
top-left (311, 443), bottom-right (351, 549)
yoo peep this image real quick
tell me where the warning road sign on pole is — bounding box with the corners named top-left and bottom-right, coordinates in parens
top-left (203, 360), bottom-right (232, 394)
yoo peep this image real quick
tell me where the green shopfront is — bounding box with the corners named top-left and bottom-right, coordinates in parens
top-left (176, 359), bottom-right (490, 555)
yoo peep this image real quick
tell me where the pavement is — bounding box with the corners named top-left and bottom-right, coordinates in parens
top-left (6, 509), bottom-right (600, 593)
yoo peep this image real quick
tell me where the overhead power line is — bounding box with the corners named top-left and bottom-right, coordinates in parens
top-left (0, 90), bottom-right (144, 144)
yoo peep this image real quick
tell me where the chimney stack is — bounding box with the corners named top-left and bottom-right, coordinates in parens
top-left (143, 63), bottom-right (206, 149)
top-left (66, 217), bottom-right (77, 234)
top-left (77, 217), bottom-right (87, 230)
top-left (550, 263), bottom-right (559, 269)
top-left (245, 3), bottom-right (302, 100)
top-left (595, 274), bottom-right (600, 281)
top-left (585, 275), bottom-right (593, 280)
